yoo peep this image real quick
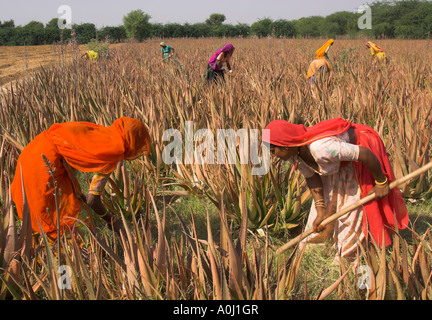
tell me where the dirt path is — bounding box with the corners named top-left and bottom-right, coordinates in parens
top-left (0, 43), bottom-right (123, 92)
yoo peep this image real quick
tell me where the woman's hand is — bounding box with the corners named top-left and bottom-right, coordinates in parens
top-left (107, 216), bottom-right (124, 235)
top-left (87, 194), bottom-right (106, 215)
top-left (312, 206), bottom-right (326, 233)
top-left (369, 181), bottom-right (390, 199)
top-left (87, 194), bottom-right (124, 234)
top-left (306, 174), bottom-right (327, 233)
top-left (358, 146), bottom-right (391, 200)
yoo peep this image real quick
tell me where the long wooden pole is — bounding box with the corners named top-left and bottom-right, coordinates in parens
top-left (276, 161), bottom-right (432, 256)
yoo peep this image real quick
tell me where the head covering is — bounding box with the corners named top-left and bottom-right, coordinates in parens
top-left (160, 42), bottom-right (166, 47)
top-left (209, 43), bottom-right (235, 70)
top-left (263, 118), bottom-right (352, 147)
top-left (315, 39), bottom-right (334, 59)
top-left (111, 117), bottom-right (152, 161)
top-left (221, 43), bottom-right (235, 53)
top-left (46, 117), bottom-right (151, 174)
top-left (366, 41), bottom-right (383, 54)
top-left (366, 41), bottom-right (387, 61)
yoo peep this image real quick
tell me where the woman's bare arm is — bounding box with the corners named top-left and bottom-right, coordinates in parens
top-left (306, 173), bottom-right (327, 232)
top-left (357, 146), bottom-right (390, 199)
top-left (87, 194), bottom-right (123, 234)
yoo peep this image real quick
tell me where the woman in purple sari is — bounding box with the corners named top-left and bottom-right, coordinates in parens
top-left (206, 43), bottom-right (235, 84)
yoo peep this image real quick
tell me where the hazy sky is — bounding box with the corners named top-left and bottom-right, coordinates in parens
top-left (1, 0), bottom-right (368, 27)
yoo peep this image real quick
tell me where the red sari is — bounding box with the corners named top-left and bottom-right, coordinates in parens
top-left (264, 118), bottom-right (409, 247)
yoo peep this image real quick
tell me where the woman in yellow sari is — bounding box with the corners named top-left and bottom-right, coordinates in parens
top-left (307, 39), bottom-right (334, 84)
top-left (366, 41), bottom-right (388, 63)
top-left (82, 50), bottom-right (99, 61)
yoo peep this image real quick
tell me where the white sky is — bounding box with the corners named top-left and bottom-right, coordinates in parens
top-left (0, 0), bottom-right (369, 27)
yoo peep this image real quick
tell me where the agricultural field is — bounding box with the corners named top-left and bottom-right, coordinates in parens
top-left (0, 43), bottom-right (124, 89)
top-left (0, 37), bottom-right (432, 301)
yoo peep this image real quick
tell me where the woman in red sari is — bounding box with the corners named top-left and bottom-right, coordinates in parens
top-left (11, 117), bottom-right (151, 239)
top-left (263, 118), bottom-right (409, 258)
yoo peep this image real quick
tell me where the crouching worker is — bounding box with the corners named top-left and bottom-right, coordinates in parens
top-left (366, 41), bottom-right (388, 64)
top-left (160, 42), bottom-right (175, 61)
top-left (11, 117), bottom-right (152, 240)
top-left (307, 39), bottom-right (334, 84)
top-left (82, 50), bottom-right (99, 61)
top-left (263, 118), bottom-right (409, 262)
top-left (206, 43), bottom-right (235, 85)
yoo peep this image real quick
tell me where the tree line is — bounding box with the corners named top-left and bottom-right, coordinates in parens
top-left (0, 0), bottom-right (431, 46)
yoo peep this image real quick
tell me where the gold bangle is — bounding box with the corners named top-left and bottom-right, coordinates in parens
top-left (375, 177), bottom-right (388, 186)
top-left (315, 199), bottom-right (326, 208)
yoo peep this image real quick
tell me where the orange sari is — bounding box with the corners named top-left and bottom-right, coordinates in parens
top-left (11, 117), bottom-right (151, 239)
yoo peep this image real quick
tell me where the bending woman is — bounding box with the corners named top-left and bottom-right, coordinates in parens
top-left (160, 42), bottom-right (175, 60)
top-left (307, 39), bottom-right (334, 84)
top-left (206, 43), bottom-right (235, 85)
top-left (263, 118), bottom-right (409, 258)
top-left (11, 117), bottom-right (151, 239)
top-left (366, 41), bottom-right (388, 63)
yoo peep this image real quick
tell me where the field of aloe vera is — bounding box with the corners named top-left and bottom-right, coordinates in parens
top-left (0, 37), bottom-right (432, 301)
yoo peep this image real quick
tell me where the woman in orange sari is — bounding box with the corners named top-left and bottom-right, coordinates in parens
top-left (263, 118), bottom-right (409, 259)
top-left (11, 117), bottom-right (151, 239)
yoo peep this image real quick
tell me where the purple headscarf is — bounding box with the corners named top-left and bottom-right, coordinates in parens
top-left (209, 43), bottom-right (235, 71)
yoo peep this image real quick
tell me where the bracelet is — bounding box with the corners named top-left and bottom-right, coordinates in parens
top-left (375, 177), bottom-right (388, 186)
top-left (315, 199), bottom-right (326, 208)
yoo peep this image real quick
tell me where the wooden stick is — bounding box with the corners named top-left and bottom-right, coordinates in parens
top-left (276, 161), bottom-right (432, 256)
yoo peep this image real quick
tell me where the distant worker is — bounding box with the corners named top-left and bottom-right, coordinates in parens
top-left (160, 42), bottom-right (175, 60)
top-left (206, 43), bottom-right (235, 85)
top-left (82, 50), bottom-right (98, 61)
top-left (307, 39), bottom-right (334, 84)
top-left (366, 41), bottom-right (388, 63)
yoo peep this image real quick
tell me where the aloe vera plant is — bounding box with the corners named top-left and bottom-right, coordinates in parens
top-left (0, 38), bottom-right (432, 301)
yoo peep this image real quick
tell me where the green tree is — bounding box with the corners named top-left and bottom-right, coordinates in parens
top-left (123, 10), bottom-right (152, 41)
top-left (272, 19), bottom-right (296, 38)
top-left (46, 18), bottom-right (60, 29)
top-left (162, 23), bottom-right (184, 38)
top-left (43, 28), bottom-right (61, 44)
top-left (24, 21), bottom-right (44, 29)
top-left (74, 23), bottom-right (97, 44)
top-left (372, 22), bottom-right (394, 38)
top-left (394, 1), bottom-right (432, 38)
top-left (205, 13), bottom-right (226, 27)
top-left (189, 23), bottom-right (211, 37)
top-left (251, 18), bottom-right (273, 37)
top-left (0, 19), bottom-right (15, 28)
top-left (99, 26), bottom-right (127, 42)
top-left (294, 16), bottom-right (325, 37)
top-left (321, 11), bottom-right (358, 37)
top-left (0, 28), bottom-right (16, 45)
top-left (233, 23), bottom-right (250, 37)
